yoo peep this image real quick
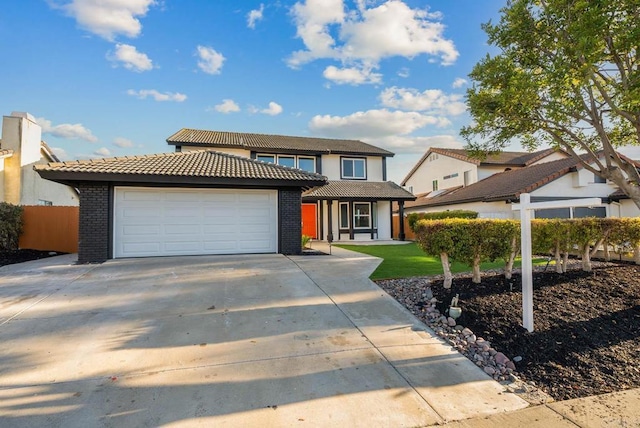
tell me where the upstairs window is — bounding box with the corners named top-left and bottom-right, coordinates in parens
top-left (257, 154), bottom-right (275, 164)
top-left (298, 157), bottom-right (316, 173)
top-left (277, 155), bottom-right (296, 168)
top-left (432, 180), bottom-right (439, 191)
top-left (341, 158), bottom-right (366, 179)
top-left (594, 173), bottom-right (606, 184)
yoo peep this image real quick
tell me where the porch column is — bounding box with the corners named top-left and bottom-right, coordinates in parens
top-left (398, 201), bottom-right (406, 241)
top-left (326, 200), bottom-right (334, 242)
top-left (349, 201), bottom-right (355, 240)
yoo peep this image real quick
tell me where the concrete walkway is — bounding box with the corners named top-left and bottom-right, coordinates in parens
top-left (1, 247), bottom-right (635, 427)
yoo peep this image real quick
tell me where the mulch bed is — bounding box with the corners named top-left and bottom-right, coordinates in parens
top-left (376, 263), bottom-right (640, 401)
top-left (0, 249), bottom-right (64, 267)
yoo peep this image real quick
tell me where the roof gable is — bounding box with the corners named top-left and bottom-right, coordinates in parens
top-left (407, 156), bottom-right (581, 209)
top-left (166, 128), bottom-right (394, 157)
top-left (401, 147), bottom-right (559, 185)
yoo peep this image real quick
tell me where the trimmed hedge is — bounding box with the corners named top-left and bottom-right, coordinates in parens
top-left (0, 202), bottom-right (23, 251)
top-left (407, 210), bottom-right (478, 232)
top-left (415, 217), bottom-right (640, 285)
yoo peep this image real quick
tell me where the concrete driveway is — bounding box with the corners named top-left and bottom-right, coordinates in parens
top-left (0, 248), bottom-right (527, 427)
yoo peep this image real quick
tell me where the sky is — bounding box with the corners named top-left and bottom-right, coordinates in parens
top-left (2, 0), bottom-right (520, 183)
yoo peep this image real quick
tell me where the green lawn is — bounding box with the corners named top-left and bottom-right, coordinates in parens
top-left (334, 242), bottom-right (547, 280)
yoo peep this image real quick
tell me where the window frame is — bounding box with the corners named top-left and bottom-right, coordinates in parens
top-left (432, 180), bottom-right (439, 191)
top-left (297, 156), bottom-right (316, 173)
top-left (352, 202), bottom-right (371, 229)
top-left (277, 155), bottom-right (296, 168)
top-left (339, 202), bottom-right (350, 229)
top-left (256, 154), bottom-right (275, 164)
top-left (341, 157), bottom-right (367, 180)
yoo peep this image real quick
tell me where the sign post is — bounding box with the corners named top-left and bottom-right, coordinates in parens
top-left (512, 194), bottom-right (602, 332)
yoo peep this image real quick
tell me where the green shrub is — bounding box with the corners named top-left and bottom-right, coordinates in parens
top-left (407, 210), bottom-right (478, 231)
top-left (0, 202), bottom-right (23, 251)
top-left (301, 234), bottom-right (312, 249)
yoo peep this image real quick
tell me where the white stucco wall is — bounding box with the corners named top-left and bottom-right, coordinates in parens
top-left (20, 157), bottom-right (78, 206)
top-left (477, 166), bottom-right (511, 180)
top-left (319, 199), bottom-right (392, 241)
top-left (405, 200), bottom-right (516, 219)
top-left (530, 151), bottom-right (569, 164)
top-left (619, 200), bottom-right (640, 218)
top-left (321, 155), bottom-right (383, 181)
top-left (534, 173), bottom-right (614, 198)
top-left (403, 155), bottom-right (477, 195)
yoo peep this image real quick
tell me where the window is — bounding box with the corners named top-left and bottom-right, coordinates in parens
top-left (38, 199), bottom-right (53, 206)
top-left (432, 180), bottom-right (439, 191)
top-left (339, 203), bottom-right (349, 228)
top-left (594, 173), bottom-right (606, 184)
top-left (353, 203), bottom-right (371, 228)
top-left (341, 158), bottom-right (366, 179)
top-left (443, 172), bottom-right (459, 180)
top-left (257, 154), bottom-right (275, 164)
top-left (298, 157), bottom-right (315, 173)
top-left (277, 155), bottom-right (296, 168)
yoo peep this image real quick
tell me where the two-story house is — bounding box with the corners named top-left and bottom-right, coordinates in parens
top-left (35, 128), bottom-right (414, 263)
top-left (401, 147), bottom-right (567, 196)
top-left (1, 112), bottom-right (78, 206)
top-left (166, 129), bottom-right (415, 242)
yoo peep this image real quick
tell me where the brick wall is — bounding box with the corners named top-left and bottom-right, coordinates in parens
top-left (78, 183), bottom-right (110, 263)
top-left (279, 189), bottom-right (302, 255)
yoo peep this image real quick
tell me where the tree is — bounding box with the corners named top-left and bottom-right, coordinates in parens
top-left (462, 0), bottom-right (640, 209)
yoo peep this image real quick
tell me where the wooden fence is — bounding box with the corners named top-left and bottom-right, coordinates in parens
top-left (19, 206), bottom-right (79, 253)
top-left (392, 215), bottom-right (416, 241)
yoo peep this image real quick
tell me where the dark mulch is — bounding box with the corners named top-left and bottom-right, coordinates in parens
top-left (0, 249), bottom-right (65, 267)
top-left (381, 264), bottom-right (640, 401)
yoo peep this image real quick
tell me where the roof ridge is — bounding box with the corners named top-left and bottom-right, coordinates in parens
top-left (176, 128), bottom-right (365, 143)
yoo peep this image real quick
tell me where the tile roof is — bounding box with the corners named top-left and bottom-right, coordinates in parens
top-left (406, 156), bottom-right (581, 209)
top-left (303, 180), bottom-right (415, 201)
top-left (401, 147), bottom-right (559, 185)
top-left (35, 150), bottom-right (327, 186)
top-left (167, 128), bottom-right (394, 157)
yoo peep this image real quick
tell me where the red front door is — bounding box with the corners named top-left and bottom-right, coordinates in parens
top-left (301, 204), bottom-right (317, 239)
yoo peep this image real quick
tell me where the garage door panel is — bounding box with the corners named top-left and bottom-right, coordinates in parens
top-left (114, 188), bottom-right (278, 258)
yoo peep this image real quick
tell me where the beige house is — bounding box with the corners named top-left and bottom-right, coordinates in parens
top-left (0, 112), bottom-right (78, 206)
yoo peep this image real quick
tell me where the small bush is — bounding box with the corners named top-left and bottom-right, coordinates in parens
top-left (0, 202), bottom-right (23, 251)
top-left (301, 234), bottom-right (312, 249)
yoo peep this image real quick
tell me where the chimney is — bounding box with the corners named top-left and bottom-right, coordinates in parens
top-left (2, 112), bottom-right (43, 204)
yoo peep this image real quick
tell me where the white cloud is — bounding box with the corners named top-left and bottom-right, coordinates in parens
top-left (113, 137), bottom-right (134, 148)
top-left (94, 147), bottom-right (111, 157)
top-left (397, 67), bottom-right (410, 78)
top-left (379, 86), bottom-right (467, 116)
top-left (36, 117), bottom-right (98, 142)
top-left (107, 43), bottom-right (153, 72)
top-left (50, 0), bottom-right (156, 41)
top-left (371, 134), bottom-right (463, 154)
top-left (323, 65), bottom-right (381, 85)
top-left (196, 45), bottom-right (225, 75)
top-left (288, 0), bottom-right (458, 84)
top-left (309, 109), bottom-right (449, 140)
top-left (127, 89), bottom-right (187, 102)
top-left (247, 4), bottom-right (264, 29)
top-left (452, 77), bottom-right (468, 88)
top-left (261, 102), bottom-right (283, 116)
top-left (213, 99), bottom-right (240, 113)
top-left (50, 147), bottom-right (70, 160)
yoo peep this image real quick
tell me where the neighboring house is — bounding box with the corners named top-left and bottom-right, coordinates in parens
top-left (403, 155), bottom-right (640, 219)
top-left (36, 151), bottom-right (326, 262)
top-left (0, 112), bottom-right (78, 206)
top-left (167, 129), bottom-right (415, 242)
top-left (401, 147), bottom-right (568, 196)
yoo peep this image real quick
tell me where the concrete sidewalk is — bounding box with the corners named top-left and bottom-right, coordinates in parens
top-left (321, 242), bottom-right (640, 428)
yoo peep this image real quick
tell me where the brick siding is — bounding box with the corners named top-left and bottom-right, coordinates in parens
top-left (279, 189), bottom-right (302, 255)
top-left (78, 183), bottom-right (110, 263)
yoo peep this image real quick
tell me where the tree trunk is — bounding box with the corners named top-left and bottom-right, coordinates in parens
top-left (504, 237), bottom-right (517, 279)
top-left (635, 245), bottom-right (640, 265)
top-left (554, 245), bottom-right (563, 273)
top-left (581, 244), bottom-right (592, 272)
top-left (590, 237), bottom-right (605, 259)
top-left (472, 255), bottom-right (481, 283)
top-left (603, 240), bottom-right (611, 261)
top-left (440, 252), bottom-right (452, 289)
top-left (562, 251), bottom-right (569, 273)
top-left (609, 162), bottom-right (640, 211)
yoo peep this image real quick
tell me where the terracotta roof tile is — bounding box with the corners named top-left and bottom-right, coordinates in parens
top-left (35, 150), bottom-right (327, 183)
top-left (303, 181), bottom-right (415, 201)
top-left (167, 128), bottom-right (394, 157)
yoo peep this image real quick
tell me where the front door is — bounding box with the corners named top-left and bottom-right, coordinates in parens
top-left (301, 203), bottom-right (317, 239)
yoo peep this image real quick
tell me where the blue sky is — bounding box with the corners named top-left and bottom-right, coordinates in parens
top-left (1, 0), bottom-right (510, 182)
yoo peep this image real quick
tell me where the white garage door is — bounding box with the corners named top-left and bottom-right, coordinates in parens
top-left (114, 187), bottom-right (278, 258)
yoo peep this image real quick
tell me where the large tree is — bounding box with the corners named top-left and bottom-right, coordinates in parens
top-left (462, 0), bottom-right (640, 209)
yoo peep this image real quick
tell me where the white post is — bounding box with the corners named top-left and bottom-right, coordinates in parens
top-left (519, 194), bottom-right (534, 332)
